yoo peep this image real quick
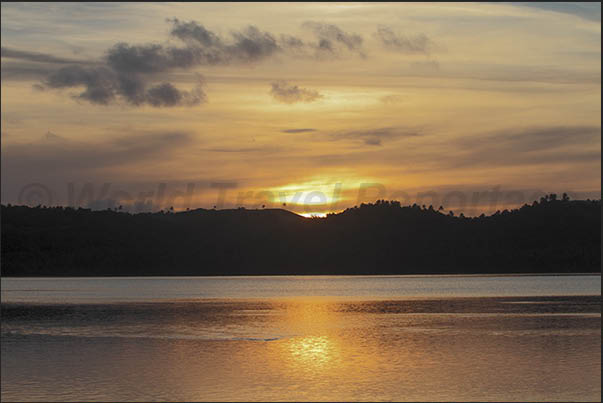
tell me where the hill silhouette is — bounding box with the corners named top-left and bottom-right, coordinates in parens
top-left (1, 194), bottom-right (600, 276)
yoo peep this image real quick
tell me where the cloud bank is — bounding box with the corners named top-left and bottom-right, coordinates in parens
top-left (13, 18), bottom-right (369, 107)
top-left (3, 18), bottom-right (441, 107)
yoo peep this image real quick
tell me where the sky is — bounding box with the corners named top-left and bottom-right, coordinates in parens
top-left (1, 2), bottom-right (600, 216)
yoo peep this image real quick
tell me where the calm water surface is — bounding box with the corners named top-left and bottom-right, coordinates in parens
top-left (1, 275), bottom-right (600, 401)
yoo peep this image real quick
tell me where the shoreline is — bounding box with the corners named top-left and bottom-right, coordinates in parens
top-left (1, 272), bottom-right (601, 280)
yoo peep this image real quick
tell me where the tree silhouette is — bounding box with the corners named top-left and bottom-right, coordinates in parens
top-left (1, 195), bottom-right (600, 276)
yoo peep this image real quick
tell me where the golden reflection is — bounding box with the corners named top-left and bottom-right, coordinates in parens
top-left (287, 335), bottom-right (334, 368)
top-left (266, 299), bottom-right (350, 374)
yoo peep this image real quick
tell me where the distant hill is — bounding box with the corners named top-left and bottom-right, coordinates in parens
top-left (1, 194), bottom-right (600, 276)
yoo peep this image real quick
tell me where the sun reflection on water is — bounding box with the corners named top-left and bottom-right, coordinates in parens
top-left (268, 299), bottom-right (347, 374)
top-left (287, 335), bottom-right (334, 367)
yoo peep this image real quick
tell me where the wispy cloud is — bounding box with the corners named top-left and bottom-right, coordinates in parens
top-left (1, 46), bottom-right (95, 65)
top-left (2, 131), bottom-right (194, 179)
top-left (281, 128), bottom-right (317, 133)
top-left (202, 146), bottom-right (281, 153)
top-left (460, 126), bottom-right (601, 152)
top-left (374, 26), bottom-right (432, 54)
top-left (420, 126), bottom-right (599, 172)
top-left (330, 127), bottom-right (422, 146)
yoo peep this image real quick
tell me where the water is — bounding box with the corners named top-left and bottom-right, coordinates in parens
top-left (1, 275), bottom-right (600, 402)
top-left (2, 274), bottom-right (600, 302)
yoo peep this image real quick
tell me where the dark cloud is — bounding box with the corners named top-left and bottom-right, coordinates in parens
top-left (115, 72), bottom-right (147, 105)
top-left (169, 19), bottom-right (223, 48)
top-left (228, 26), bottom-right (280, 63)
top-left (107, 43), bottom-right (176, 73)
top-left (106, 41), bottom-right (225, 71)
top-left (374, 26), bottom-right (432, 54)
top-left (269, 81), bottom-right (323, 104)
top-left (302, 21), bottom-right (365, 58)
top-left (146, 83), bottom-right (184, 107)
top-left (169, 19), bottom-right (365, 63)
top-left (146, 80), bottom-right (206, 107)
top-left (167, 19), bottom-right (281, 65)
top-left (44, 65), bottom-right (118, 105)
top-left (31, 19), bottom-right (299, 107)
top-left (16, 19), bottom-right (430, 107)
top-left (1, 46), bottom-right (94, 65)
top-left (280, 34), bottom-right (305, 49)
top-left (330, 127), bottom-right (422, 146)
top-left (281, 128), bottom-right (317, 133)
top-left (41, 61), bottom-right (207, 107)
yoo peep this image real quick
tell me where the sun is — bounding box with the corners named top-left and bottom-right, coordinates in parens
top-left (269, 174), bottom-right (384, 216)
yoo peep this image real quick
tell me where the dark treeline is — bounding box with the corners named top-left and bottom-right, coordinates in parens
top-left (1, 194), bottom-right (600, 276)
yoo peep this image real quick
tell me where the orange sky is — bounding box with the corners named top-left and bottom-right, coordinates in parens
top-left (1, 2), bottom-right (600, 216)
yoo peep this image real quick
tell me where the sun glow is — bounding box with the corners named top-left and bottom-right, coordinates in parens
top-left (268, 174), bottom-right (384, 215)
top-left (299, 212), bottom-right (328, 218)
